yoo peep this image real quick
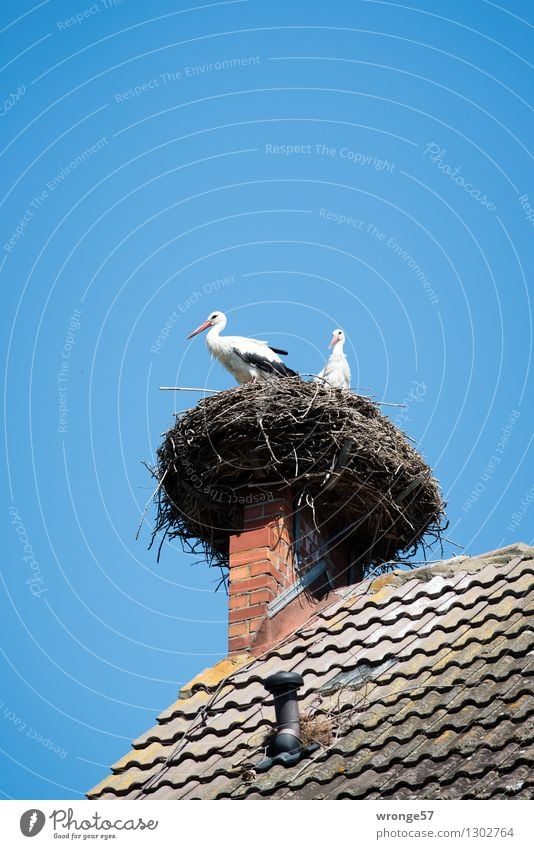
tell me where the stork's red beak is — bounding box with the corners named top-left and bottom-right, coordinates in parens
top-left (186, 319), bottom-right (211, 339)
top-left (329, 334), bottom-right (338, 348)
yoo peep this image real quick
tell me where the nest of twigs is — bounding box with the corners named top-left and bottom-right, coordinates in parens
top-left (300, 714), bottom-right (334, 747)
top-left (150, 378), bottom-right (445, 571)
top-left (262, 713), bottom-right (334, 752)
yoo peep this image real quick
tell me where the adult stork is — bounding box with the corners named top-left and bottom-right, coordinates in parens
top-left (315, 328), bottom-right (351, 389)
top-left (187, 311), bottom-right (298, 384)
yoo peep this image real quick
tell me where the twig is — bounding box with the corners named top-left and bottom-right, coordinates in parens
top-left (135, 466), bottom-right (168, 540)
top-left (159, 386), bottom-right (219, 393)
top-left (257, 416), bottom-right (280, 464)
top-left (305, 493), bottom-right (321, 535)
top-left (300, 380), bottom-right (321, 419)
top-left (374, 401), bottom-right (407, 408)
top-left (440, 536), bottom-right (465, 550)
top-left (397, 472), bottom-right (427, 502)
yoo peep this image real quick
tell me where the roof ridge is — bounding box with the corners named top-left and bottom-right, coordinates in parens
top-left (356, 542), bottom-right (532, 594)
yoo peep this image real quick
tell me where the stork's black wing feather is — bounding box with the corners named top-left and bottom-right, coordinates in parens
top-left (232, 347), bottom-right (298, 378)
top-left (269, 346), bottom-right (289, 356)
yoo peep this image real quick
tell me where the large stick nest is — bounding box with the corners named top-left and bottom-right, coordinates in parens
top-left (151, 378), bottom-right (446, 571)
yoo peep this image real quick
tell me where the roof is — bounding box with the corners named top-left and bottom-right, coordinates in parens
top-left (87, 543), bottom-right (534, 800)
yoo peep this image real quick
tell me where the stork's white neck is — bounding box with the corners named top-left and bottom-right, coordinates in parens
top-left (206, 317), bottom-right (227, 342)
top-left (205, 319), bottom-right (228, 356)
top-left (331, 339), bottom-right (345, 357)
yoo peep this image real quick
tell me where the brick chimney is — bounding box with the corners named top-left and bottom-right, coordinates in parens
top-left (228, 487), bottom-right (359, 655)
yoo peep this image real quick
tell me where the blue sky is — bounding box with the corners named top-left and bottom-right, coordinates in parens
top-left (1, 0), bottom-right (533, 800)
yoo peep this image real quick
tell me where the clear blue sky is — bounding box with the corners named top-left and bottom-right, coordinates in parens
top-left (1, 0), bottom-right (532, 800)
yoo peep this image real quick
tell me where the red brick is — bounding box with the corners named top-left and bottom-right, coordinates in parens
top-left (249, 567), bottom-right (285, 590)
top-left (277, 565), bottom-right (293, 583)
top-left (229, 635), bottom-right (253, 654)
top-left (229, 575), bottom-right (278, 595)
top-left (229, 529), bottom-right (264, 554)
top-left (266, 551), bottom-right (289, 577)
top-left (248, 617), bottom-right (264, 633)
top-left (250, 560), bottom-right (275, 578)
top-left (249, 589), bottom-right (275, 605)
top-left (277, 550), bottom-right (291, 567)
top-left (229, 549), bottom-right (271, 567)
top-left (274, 532), bottom-right (292, 551)
top-left (253, 564), bottom-right (290, 589)
top-left (229, 527), bottom-right (274, 554)
top-left (229, 603), bottom-right (268, 623)
top-left (228, 564), bottom-right (250, 581)
top-left (229, 621), bottom-right (249, 638)
top-left (230, 559), bottom-right (272, 580)
top-left (229, 594), bottom-right (251, 610)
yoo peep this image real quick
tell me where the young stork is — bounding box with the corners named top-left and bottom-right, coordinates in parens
top-left (187, 311), bottom-right (298, 384)
top-left (316, 328), bottom-right (351, 389)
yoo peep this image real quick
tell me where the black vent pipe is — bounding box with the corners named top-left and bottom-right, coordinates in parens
top-left (264, 672), bottom-right (304, 755)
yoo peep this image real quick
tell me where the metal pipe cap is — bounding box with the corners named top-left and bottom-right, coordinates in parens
top-left (264, 672), bottom-right (304, 692)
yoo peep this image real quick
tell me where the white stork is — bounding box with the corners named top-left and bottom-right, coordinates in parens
top-left (187, 311), bottom-right (298, 384)
top-left (316, 328), bottom-right (351, 389)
